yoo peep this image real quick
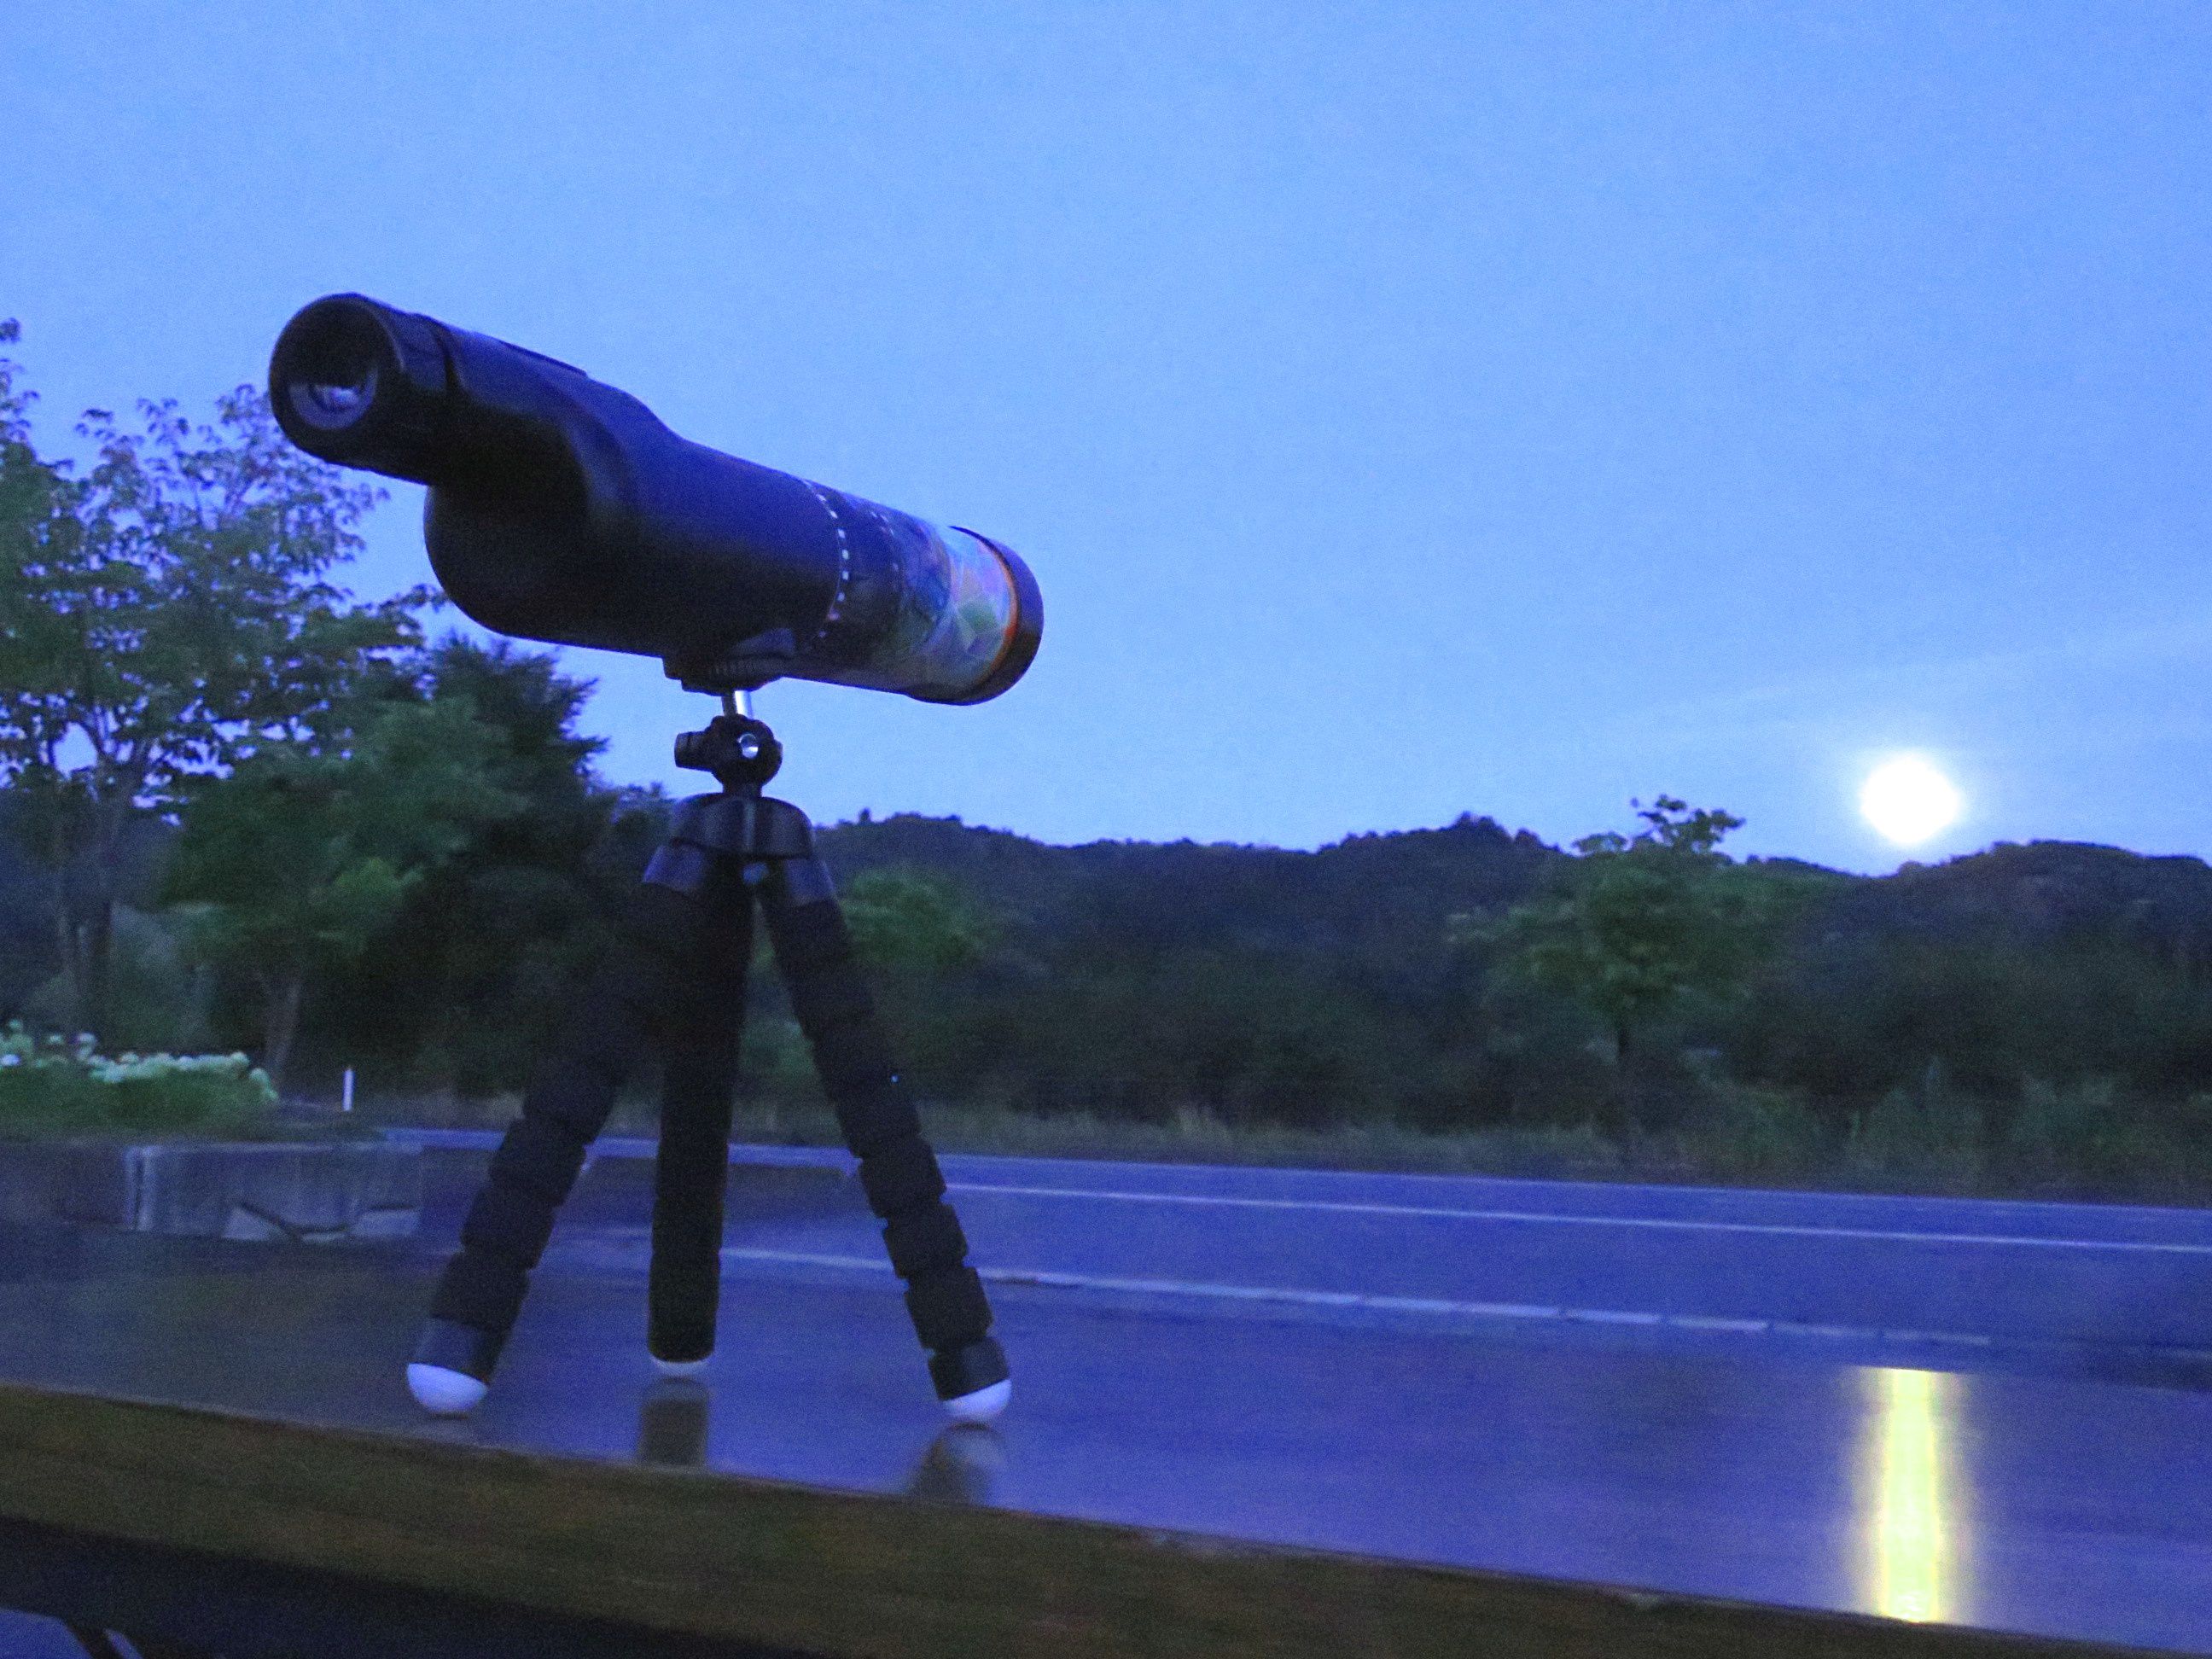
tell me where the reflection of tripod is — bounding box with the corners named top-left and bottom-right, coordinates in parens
top-left (406, 698), bottom-right (1010, 1423)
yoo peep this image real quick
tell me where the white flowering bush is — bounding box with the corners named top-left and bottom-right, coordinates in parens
top-left (0, 1023), bottom-right (277, 1138)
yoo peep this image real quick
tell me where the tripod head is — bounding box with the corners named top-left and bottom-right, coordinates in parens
top-left (674, 707), bottom-right (783, 795)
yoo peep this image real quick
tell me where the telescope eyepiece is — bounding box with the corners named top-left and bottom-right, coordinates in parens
top-left (270, 294), bottom-right (450, 480)
top-left (285, 310), bottom-right (380, 432)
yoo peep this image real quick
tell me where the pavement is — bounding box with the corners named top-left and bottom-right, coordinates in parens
top-left (405, 1129), bottom-right (2212, 1364)
top-left (3, 1139), bottom-right (2210, 1654)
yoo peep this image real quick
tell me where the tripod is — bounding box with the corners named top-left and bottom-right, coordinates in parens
top-left (405, 697), bottom-right (1010, 1423)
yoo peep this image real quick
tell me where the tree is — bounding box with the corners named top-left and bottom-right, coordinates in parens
top-left (334, 637), bottom-right (626, 1094)
top-left (841, 868), bottom-right (991, 975)
top-left (0, 322), bottom-right (87, 1031)
top-left (163, 699), bottom-right (521, 1091)
top-left (0, 325), bottom-right (426, 1037)
top-left (1459, 797), bottom-right (1775, 1126)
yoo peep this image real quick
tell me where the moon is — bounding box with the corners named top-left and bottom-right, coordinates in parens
top-left (1860, 756), bottom-right (1963, 847)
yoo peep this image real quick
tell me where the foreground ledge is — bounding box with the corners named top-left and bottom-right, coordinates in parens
top-left (0, 1380), bottom-right (2158, 1659)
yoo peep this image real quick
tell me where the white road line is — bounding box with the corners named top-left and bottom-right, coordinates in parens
top-left (719, 1247), bottom-right (1569, 1321)
top-left (401, 1132), bottom-right (2212, 1254)
top-left (941, 1182), bottom-right (2212, 1255)
top-left (711, 1248), bottom-right (2212, 1361)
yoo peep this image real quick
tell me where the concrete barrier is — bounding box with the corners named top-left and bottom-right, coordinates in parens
top-left (0, 1142), bottom-right (421, 1243)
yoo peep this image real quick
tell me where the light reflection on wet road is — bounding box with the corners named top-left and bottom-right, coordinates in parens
top-left (0, 1224), bottom-right (2209, 1652)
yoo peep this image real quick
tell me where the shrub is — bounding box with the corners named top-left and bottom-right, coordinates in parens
top-left (0, 1023), bottom-right (276, 1138)
top-left (1697, 1080), bottom-right (1825, 1180)
top-left (1841, 1062), bottom-right (1985, 1188)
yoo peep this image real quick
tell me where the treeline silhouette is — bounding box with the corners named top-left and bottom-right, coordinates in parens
top-left (817, 812), bottom-right (2212, 1192)
top-left (5, 633), bottom-right (2209, 1198)
top-left (9, 332), bottom-right (2203, 1197)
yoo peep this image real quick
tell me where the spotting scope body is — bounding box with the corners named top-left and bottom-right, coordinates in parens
top-left (269, 294), bottom-right (1040, 702)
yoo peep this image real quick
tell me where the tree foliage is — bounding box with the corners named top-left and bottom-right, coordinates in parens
top-left (317, 637), bottom-right (632, 1095)
top-left (1462, 798), bottom-right (1780, 1068)
top-left (12, 325), bottom-right (2212, 1196)
top-left (842, 869), bottom-right (991, 975)
top-left (164, 697), bottom-right (521, 1088)
top-left (0, 323), bottom-right (428, 1035)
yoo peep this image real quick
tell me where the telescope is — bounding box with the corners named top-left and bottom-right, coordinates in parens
top-left (267, 294), bottom-right (1041, 701)
top-left (267, 295), bottom-right (1027, 1425)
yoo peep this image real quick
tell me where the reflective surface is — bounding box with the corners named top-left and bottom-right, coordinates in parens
top-left (1866, 1365), bottom-right (1955, 1625)
top-left (0, 1223), bottom-right (2208, 1653)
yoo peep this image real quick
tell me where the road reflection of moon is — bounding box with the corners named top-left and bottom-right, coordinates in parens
top-left (1862, 1367), bottom-right (1962, 1625)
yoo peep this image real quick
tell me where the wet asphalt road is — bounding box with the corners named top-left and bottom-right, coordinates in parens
top-left (3, 1144), bottom-right (2211, 1654)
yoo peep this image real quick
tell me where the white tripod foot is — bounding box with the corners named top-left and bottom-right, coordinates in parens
top-left (407, 1363), bottom-right (488, 1416)
top-left (941, 1377), bottom-right (1011, 1423)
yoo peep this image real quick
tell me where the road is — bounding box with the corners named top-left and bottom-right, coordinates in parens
top-left (409, 1129), bottom-right (2212, 1364)
top-left (1, 1139), bottom-right (2209, 1654)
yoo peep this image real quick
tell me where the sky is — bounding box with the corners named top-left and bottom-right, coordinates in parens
top-left (3, 2), bottom-right (2209, 872)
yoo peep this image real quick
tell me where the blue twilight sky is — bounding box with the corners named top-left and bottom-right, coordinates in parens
top-left (3, 3), bottom-right (2209, 872)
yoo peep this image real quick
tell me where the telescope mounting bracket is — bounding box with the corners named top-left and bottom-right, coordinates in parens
top-left (664, 626), bottom-right (800, 698)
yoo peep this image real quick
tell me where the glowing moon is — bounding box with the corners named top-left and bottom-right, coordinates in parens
top-left (1860, 756), bottom-right (1963, 847)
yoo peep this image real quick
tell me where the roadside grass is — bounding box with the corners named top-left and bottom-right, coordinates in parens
top-left (335, 1076), bottom-right (2212, 1206)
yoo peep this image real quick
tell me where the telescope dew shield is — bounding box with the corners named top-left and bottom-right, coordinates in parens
top-left (268, 294), bottom-right (1041, 703)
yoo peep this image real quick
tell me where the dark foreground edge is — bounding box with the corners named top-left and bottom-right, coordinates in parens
top-left (0, 1381), bottom-right (2163, 1659)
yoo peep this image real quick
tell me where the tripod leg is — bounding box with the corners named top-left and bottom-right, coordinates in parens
top-left (648, 881), bottom-right (750, 1370)
top-left (760, 857), bottom-right (1010, 1422)
top-left (408, 880), bottom-right (721, 1414)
